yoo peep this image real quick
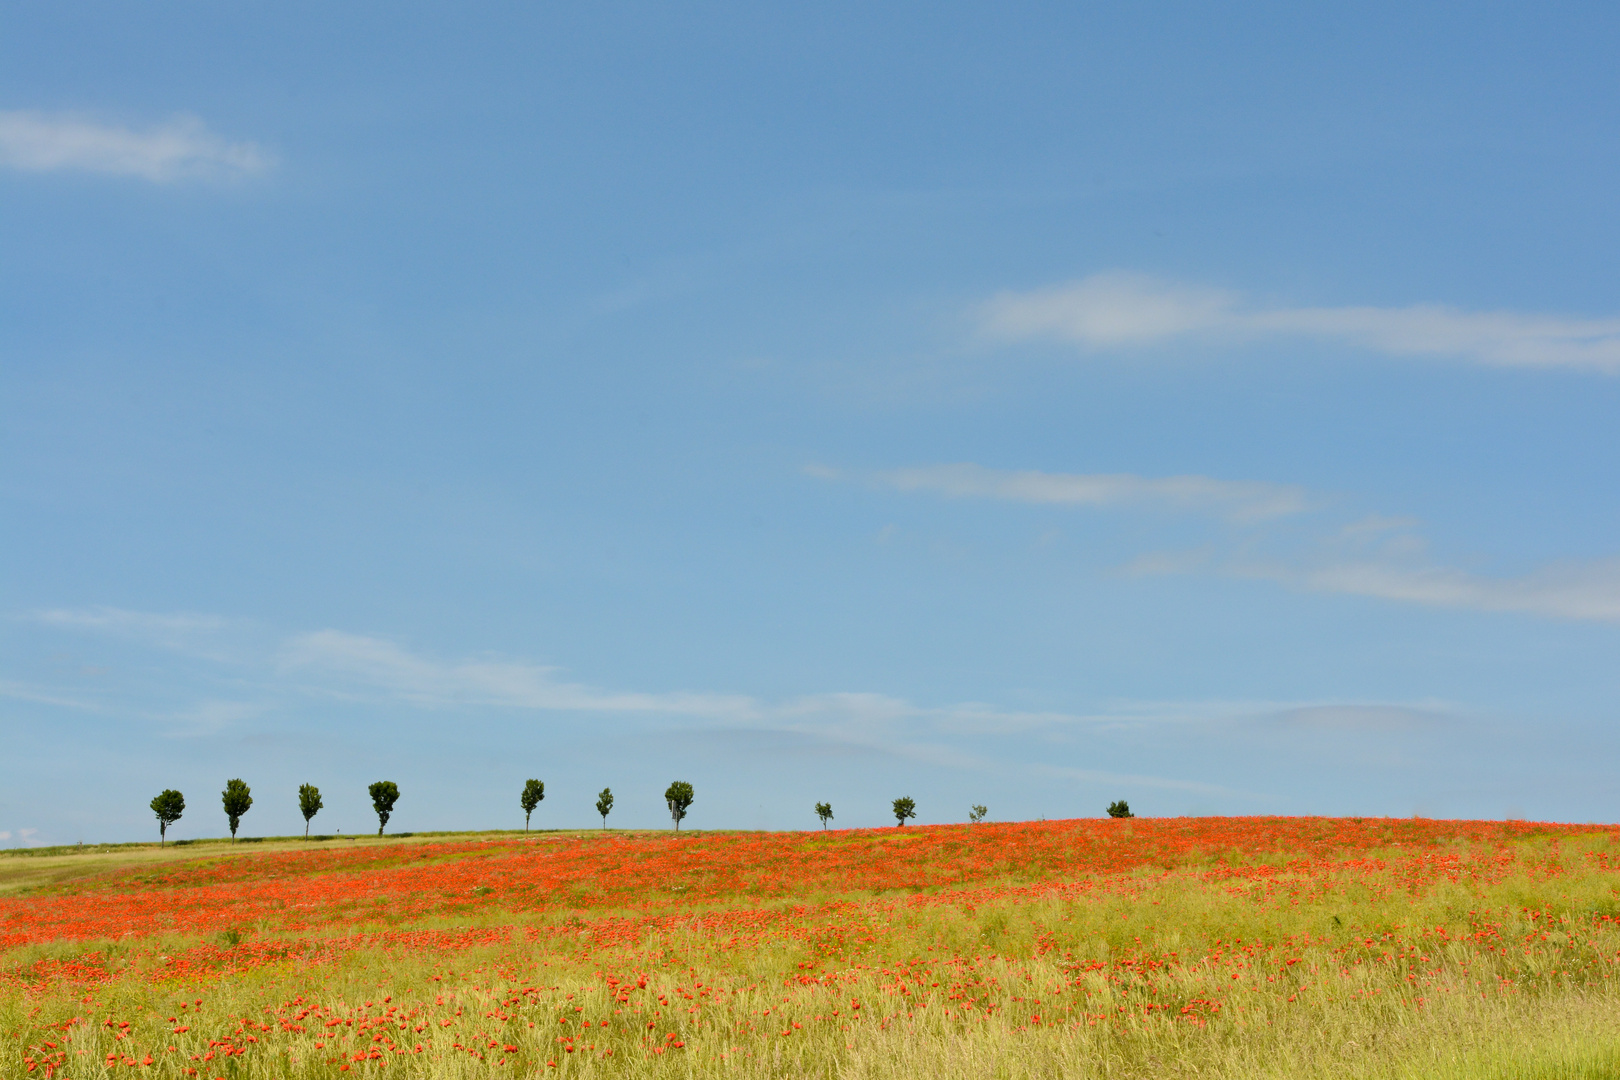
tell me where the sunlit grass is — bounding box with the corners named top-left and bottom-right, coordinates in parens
top-left (6, 818), bottom-right (1620, 1078)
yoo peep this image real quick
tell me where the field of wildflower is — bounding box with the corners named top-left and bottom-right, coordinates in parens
top-left (8, 816), bottom-right (1620, 1079)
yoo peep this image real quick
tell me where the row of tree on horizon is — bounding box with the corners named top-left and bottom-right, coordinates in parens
top-left (146, 781), bottom-right (1138, 845)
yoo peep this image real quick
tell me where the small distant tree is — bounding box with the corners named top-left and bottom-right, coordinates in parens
top-left (892, 796), bottom-right (916, 826)
top-left (369, 781), bottom-right (400, 836)
top-left (221, 779), bottom-right (252, 841)
top-left (150, 789), bottom-right (185, 846)
top-left (596, 788), bottom-right (614, 829)
top-left (969, 804), bottom-right (988, 823)
top-left (665, 781), bottom-right (694, 830)
top-left (298, 784), bottom-right (323, 838)
top-left (1107, 800), bottom-right (1134, 819)
top-left (814, 802), bottom-right (833, 830)
top-left (521, 779), bottom-right (545, 831)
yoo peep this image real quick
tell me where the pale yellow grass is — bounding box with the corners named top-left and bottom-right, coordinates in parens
top-left (7, 833), bottom-right (1620, 1079)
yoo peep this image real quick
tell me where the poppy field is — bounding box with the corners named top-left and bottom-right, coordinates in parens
top-left (7, 816), bottom-right (1620, 1079)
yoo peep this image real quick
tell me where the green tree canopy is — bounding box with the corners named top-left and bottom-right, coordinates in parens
top-left (521, 779), bottom-right (545, 830)
top-left (595, 787), bottom-right (614, 829)
top-left (665, 780), bottom-right (694, 830)
top-left (892, 796), bottom-right (916, 826)
top-left (221, 779), bottom-right (252, 841)
top-left (150, 789), bottom-right (185, 846)
top-left (1107, 799), bottom-right (1134, 819)
top-left (298, 784), bottom-right (323, 837)
top-left (369, 780), bottom-right (400, 835)
top-left (969, 804), bottom-right (988, 823)
top-left (814, 801), bottom-right (833, 829)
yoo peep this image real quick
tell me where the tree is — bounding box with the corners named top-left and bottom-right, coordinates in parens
top-left (150, 789), bottom-right (185, 846)
top-left (299, 784), bottom-right (323, 838)
top-left (596, 788), bottom-right (614, 829)
top-left (369, 781), bottom-right (400, 836)
top-left (521, 779), bottom-right (545, 831)
top-left (665, 781), bottom-right (694, 830)
top-left (1107, 799), bottom-right (1134, 819)
top-left (814, 802), bottom-right (833, 830)
top-left (969, 804), bottom-right (988, 823)
top-left (221, 779), bottom-right (252, 841)
top-left (892, 796), bottom-right (916, 826)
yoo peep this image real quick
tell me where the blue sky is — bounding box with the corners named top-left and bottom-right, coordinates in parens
top-left (5, 3), bottom-right (1620, 845)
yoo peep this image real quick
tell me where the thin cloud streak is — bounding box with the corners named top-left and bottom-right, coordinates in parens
top-left (33, 607), bottom-right (227, 634)
top-left (21, 613), bottom-right (1110, 734)
top-left (1121, 542), bottom-right (1620, 622)
top-left (161, 699), bottom-right (267, 739)
top-left (841, 460), bottom-right (1620, 624)
top-left (27, 606), bottom-right (241, 659)
top-left (282, 631), bottom-right (1099, 736)
top-left (280, 629), bottom-right (1456, 751)
top-left (15, 607), bottom-right (1473, 805)
top-left (1238, 556), bottom-right (1620, 622)
top-left (1270, 704), bottom-right (1450, 732)
top-left (0, 110), bottom-right (271, 181)
top-left (0, 680), bottom-right (106, 712)
top-left (1030, 697), bottom-right (1455, 734)
top-left (820, 463), bottom-right (1309, 522)
top-left (282, 631), bottom-right (1232, 794)
top-left (982, 271), bottom-right (1620, 372)
top-left (280, 630), bottom-right (759, 718)
top-left (1030, 763), bottom-right (1252, 798)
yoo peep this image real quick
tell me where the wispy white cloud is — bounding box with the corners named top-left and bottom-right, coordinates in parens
top-left (14, 604), bottom-right (1470, 804)
top-left (33, 607), bottom-right (226, 635)
top-left (816, 462), bottom-right (1310, 522)
top-left (0, 110), bottom-right (271, 181)
top-left (981, 271), bottom-right (1620, 372)
top-left (25, 613), bottom-right (1094, 736)
top-left (28, 606), bottom-right (236, 658)
top-left (162, 699), bottom-right (266, 738)
top-left (1030, 763), bottom-right (1248, 797)
top-left (993, 696), bottom-right (1455, 734)
top-left (0, 679), bottom-right (105, 712)
top-left (1117, 548), bottom-right (1214, 577)
top-left (834, 457), bottom-right (1620, 624)
top-left (280, 629), bottom-right (760, 719)
top-left (726, 691), bottom-right (1254, 795)
top-left (1267, 704), bottom-right (1450, 732)
top-left (1237, 555), bottom-right (1620, 622)
top-left (279, 631), bottom-right (1237, 789)
top-left (280, 630), bottom-right (1098, 736)
top-left (1120, 510), bottom-right (1620, 622)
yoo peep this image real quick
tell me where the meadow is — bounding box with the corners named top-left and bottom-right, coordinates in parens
top-left (7, 816), bottom-right (1620, 1079)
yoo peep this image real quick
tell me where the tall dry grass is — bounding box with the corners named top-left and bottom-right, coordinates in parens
top-left (7, 829), bottom-right (1620, 1078)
